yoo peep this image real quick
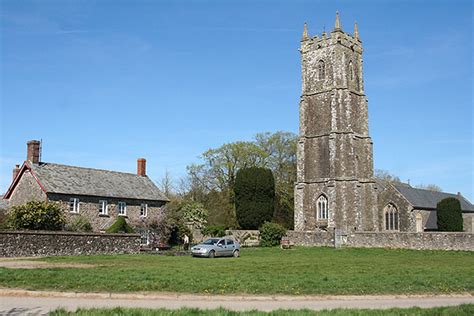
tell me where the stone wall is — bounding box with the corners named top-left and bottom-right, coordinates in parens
top-left (0, 230), bottom-right (140, 257)
top-left (346, 231), bottom-right (473, 251)
top-left (226, 230), bottom-right (260, 247)
top-left (286, 230), bottom-right (334, 247)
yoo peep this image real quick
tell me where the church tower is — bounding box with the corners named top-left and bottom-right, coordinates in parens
top-left (294, 13), bottom-right (379, 232)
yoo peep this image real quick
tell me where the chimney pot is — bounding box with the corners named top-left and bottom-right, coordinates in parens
top-left (137, 158), bottom-right (146, 176)
top-left (12, 164), bottom-right (20, 181)
top-left (27, 140), bottom-right (41, 164)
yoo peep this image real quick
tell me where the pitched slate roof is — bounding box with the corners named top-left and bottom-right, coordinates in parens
top-left (392, 183), bottom-right (474, 212)
top-left (28, 162), bottom-right (169, 202)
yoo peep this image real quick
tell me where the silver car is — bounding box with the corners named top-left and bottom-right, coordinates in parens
top-left (191, 238), bottom-right (240, 258)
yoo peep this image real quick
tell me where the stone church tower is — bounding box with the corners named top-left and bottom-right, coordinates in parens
top-left (294, 13), bottom-right (379, 232)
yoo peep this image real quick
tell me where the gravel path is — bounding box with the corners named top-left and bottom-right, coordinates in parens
top-left (0, 290), bottom-right (472, 315)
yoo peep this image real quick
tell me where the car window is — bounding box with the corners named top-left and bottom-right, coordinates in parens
top-left (203, 238), bottom-right (220, 245)
top-left (217, 240), bottom-right (225, 246)
top-left (227, 239), bottom-right (234, 245)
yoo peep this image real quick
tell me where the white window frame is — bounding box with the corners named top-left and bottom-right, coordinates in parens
top-left (69, 198), bottom-right (80, 213)
top-left (118, 202), bottom-right (127, 216)
top-left (316, 195), bottom-right (328, 220)
top-left (140, 229), bottom-right (150, 246)
top-left (99, 200), bottom-right (108, 215)
top-left (140, 203), bottom-right (148, 217)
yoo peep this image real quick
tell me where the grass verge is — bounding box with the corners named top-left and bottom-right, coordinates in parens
top-left (51, 305), bottom-right (474, 316)
top-left (1, 247), bottom-right (473, 295)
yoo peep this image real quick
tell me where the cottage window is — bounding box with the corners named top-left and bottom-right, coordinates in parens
top-left (318, 60), bottom-right (326, 80)
top-left (118, 202), bottom-right (127, 216)
top-left (99, 200), bottom-right (108, 215)
top-left (316, 195), bottom-right (328, 220)
top-left (140, 203), bottom-right (148, 217)
top-left (384, 203), bottom-right (399, 231)
top-left (69, 198), bottom-right (79, 213)
top-left (140, 229), bottom-right (150, 246)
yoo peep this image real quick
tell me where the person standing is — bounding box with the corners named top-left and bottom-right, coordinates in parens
top-left (183, 234), bottom-right (190, 251)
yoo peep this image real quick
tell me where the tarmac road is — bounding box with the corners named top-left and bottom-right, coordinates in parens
top-left (0, 290), bottom-right (473, 315)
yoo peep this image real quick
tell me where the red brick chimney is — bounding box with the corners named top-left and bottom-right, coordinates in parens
top-left (137, 158), bottom-right (146, 176)
top-left (12, 164), bottom-right (20, 181)
top-left (27, 140), bottom-right (41, 164)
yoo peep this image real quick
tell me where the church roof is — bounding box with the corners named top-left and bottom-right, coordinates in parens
top-left (392, 183), bottom-right (474, 212)
top-left (5, 162), bottom-right (169, 202)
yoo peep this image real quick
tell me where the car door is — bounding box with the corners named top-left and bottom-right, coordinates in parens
top-left (225, 239), bottom-right (236, 256)
top-left (216, 239), bottom-right (226, 256)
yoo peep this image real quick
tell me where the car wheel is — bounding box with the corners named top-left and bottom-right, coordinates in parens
top-left (233, 250), bottom-right (240, 258)
top-left (208, 250), bottom-right (215, 258)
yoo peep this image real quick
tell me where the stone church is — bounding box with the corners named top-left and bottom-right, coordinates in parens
top-left (294, 13), bottom-right (474, 233)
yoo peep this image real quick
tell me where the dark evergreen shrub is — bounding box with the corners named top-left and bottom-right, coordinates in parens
top-left (437, 197), bottom-right (463, 232)
top-left (202, 225), bottom-right (226, 237)
top-left (106, 216), bottom-right (135, 233)
top-left (8, 201), bottom-right (65, 231)
top-left (234, 167), bottom-right (275, 230)
top-left (259, 222), bottom-right (287, 247)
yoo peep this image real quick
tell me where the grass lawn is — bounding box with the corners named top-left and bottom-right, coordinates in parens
top-left (51, 305), bottom-right (474, 316)
top-left (0, 247), bottom-right (473, 295)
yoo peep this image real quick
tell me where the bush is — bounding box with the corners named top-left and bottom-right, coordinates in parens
top-left (65, 216), bottom-right (93, 232)
top-left (202, 225), bottom-right (226, 237)
top-left (437, 197), bottom-right (463, 232)
top-left (181, 202), bottom-right (208, 228)
top-left (234, 167), bottom-right (275, 230)
top-left (7, 201), bottom-right (65, 231)
top-left (259, 222), bottom-right (287, 247)
top-left (169, 221), bottom-right (192, 246)
top-left (106, 216), bottom-right (135, 233)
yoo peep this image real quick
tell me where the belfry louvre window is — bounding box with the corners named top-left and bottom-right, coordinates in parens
top-left (316, 195), bottom-right (328, 220)
top-left (318, 60), bottom-right (325, 80)
top-left (384, 204), bottom-right (399, 231)
top-left (69, 198), bottom-right (79, 213)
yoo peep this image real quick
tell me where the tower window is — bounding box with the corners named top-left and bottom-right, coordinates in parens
top-left (318, 60), bottom-right (325, 80)
top-left (349, 61), bottom-right (354, 80)
top-left (316, 195), bottom-right (328, 220)
top-left (384, 203), bottom-right (399, 231)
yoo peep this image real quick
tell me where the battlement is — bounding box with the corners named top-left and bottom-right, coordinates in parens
top-left (300, 12), bottom-right (362, 54)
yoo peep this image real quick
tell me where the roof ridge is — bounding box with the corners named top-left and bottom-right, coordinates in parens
top-left (37, 162), bottom-right (142, 177)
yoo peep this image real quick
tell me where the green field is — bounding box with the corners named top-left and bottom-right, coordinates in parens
top-left (51, 305), bottom-right (474, 316)
top-left (1, 247), bottom-right (473, 295)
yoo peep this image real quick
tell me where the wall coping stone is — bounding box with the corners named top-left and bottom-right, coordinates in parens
top-left (0, 230), bottom-right (140, 237)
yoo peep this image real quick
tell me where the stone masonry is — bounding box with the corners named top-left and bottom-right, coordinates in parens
top-left (295, 14), bottom-right (378, 232)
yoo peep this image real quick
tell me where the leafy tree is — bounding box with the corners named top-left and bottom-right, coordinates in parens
top-left (234, 167), bottom-right (275, 229)
top-left (7, 201), bottom-right (65, 231)
top-left (181, 202), bottom-right (208, 228)
top-left (259, 222), bottom-right (287, 247)
top-left (106, 216), bottom-right (135, 233)
top-left (202, 225), bottom-right (226, 237)
top-left (437, 197), bottom-right (463, 232)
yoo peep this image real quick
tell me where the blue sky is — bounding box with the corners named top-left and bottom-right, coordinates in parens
top-left (1, 0), bottom-right (472, 200)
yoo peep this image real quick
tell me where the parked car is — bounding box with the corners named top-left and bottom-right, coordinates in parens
top-left (191, 238), bottom-right (240, 258)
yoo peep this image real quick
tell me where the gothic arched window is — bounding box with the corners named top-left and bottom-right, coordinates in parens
top-left (384, 203), bottom-right (399, 231)
top-left (318, 60), bottom-right (325, 80)
top-left (316, 195), bottom-right (328, 220)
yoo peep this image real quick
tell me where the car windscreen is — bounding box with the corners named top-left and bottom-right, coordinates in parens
top-left (202, 238), bottom-right (220, 245)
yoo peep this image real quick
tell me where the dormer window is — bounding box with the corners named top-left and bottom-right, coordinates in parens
top-left (318, 60), bottom-right (325, 80)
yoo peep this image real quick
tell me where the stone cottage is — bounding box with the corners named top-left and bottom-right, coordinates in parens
top-left (294, 13), bottom-right (474, 234)
top-left (3, 140), bottom-right (169, 244)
